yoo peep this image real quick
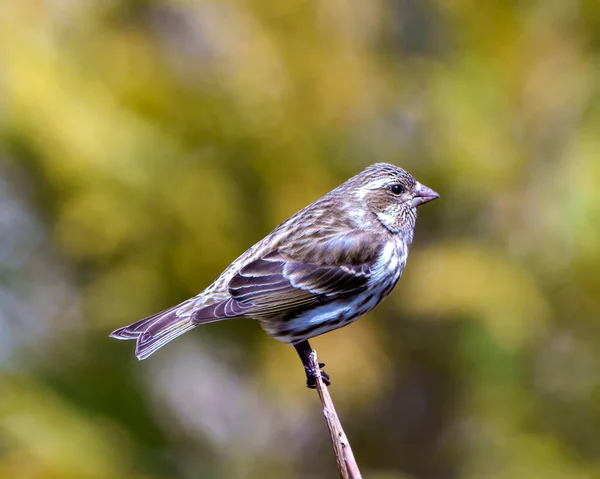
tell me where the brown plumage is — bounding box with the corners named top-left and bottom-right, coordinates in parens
top-left (110, 163), bottom-right (439, 387)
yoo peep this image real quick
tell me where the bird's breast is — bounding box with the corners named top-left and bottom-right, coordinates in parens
top-left (368, 238), bottom-right (408, 288)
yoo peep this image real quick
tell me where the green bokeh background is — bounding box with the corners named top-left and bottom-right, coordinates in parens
top-left (1, 1), bottom-right (600, 478)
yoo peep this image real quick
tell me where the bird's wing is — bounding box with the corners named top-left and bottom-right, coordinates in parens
top-left (202, 230), bottom-right (383, 320)
top-left (227, 252), bottom-right (369, 315)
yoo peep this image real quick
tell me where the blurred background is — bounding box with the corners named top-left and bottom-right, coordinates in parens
top-left (1, 0), bottom-right (600, 478)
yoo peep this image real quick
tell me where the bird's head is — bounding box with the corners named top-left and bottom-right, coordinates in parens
top-left (351, 163), bottom-right (439, 238)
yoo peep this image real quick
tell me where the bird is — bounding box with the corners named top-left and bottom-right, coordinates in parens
top-left (110, 163), bottom-right (439, 387)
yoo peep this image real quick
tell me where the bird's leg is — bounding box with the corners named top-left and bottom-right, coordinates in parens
top-left (294, 340), bottom-right (330, 388)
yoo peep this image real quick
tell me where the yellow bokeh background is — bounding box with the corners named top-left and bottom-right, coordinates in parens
top-left (1, 0), bottom-right (599, 478)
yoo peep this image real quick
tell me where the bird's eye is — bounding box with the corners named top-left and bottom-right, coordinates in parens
top-left (390, 184), bottom-right (404, 195)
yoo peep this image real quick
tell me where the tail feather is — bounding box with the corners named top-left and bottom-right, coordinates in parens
top-left (111, 297), bottom-right (247, 359)
top-left (110, 300), bottom-right (223, 360)
top-left (136, 317), bottom-right (196, 360)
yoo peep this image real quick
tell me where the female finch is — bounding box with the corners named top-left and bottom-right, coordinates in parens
top-left (111, 163), bottom-right (439, 387)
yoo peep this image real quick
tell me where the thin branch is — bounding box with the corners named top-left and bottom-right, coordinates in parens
top-left (309, 350), bottom-right (362, 479)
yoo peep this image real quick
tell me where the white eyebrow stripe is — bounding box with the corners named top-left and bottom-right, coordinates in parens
top-left (366, 178), bottom-right (392, 189)
top-left (356, 178), bottom-right (392, 198)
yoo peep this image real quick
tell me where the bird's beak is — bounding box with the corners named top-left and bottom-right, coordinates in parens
top-left (412, 182), bottom-right (439, 207)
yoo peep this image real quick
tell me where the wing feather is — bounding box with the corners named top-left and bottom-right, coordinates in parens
top-left (191, 229), bottom-right (385, 323)
top-left (226, 230), bottom-right (383, 318)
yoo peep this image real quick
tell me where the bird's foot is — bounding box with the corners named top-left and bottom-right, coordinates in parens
top-left (305, 362), bottom-right (330, 389)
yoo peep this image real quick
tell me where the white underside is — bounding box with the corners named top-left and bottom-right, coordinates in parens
top-left (264, 238), bottom-right (407, 343)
